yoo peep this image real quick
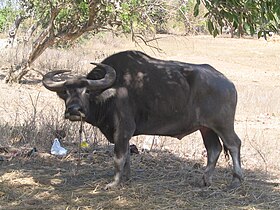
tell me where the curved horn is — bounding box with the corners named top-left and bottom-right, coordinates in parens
top-left (42, 70), bottom-right (70, 92)
top-left (86, 63), bottom-right (116, 90)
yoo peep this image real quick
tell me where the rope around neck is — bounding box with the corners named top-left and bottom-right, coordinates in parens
top-left (77, 113), bottom-right (84, 170)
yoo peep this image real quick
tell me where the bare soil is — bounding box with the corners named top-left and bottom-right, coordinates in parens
top-left (0, 35), bottom-right (280, 209)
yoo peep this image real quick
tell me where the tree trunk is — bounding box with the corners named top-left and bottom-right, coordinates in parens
top-left (8, 15), bottom-right (26, 47)
top-left (4, 29), bottom-right (56, 83)
top-left (4, 63), bottom-right (30, 83)
top-left (4, 22), bottom-right (41, 83)
top-left (4, 1), bottom-right (100, 83)
top-left (4, 6), bottom-right (59, 83)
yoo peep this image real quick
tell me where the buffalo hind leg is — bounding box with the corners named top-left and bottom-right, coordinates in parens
top-left (218, 129), bottom-right (244, 188)
top-left (200, 127), bottom-right (222, 186)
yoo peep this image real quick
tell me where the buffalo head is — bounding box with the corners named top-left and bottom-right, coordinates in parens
top-left (42, 63), bottom-right (116, 121)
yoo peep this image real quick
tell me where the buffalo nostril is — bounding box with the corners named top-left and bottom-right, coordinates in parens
top-left (66, 104), bottom-right (84, 115)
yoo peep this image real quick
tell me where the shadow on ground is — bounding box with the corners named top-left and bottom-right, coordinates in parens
top-left (0, 144), bottom-right (279, 210)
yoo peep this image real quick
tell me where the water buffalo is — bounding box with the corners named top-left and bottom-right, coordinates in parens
top-left (43, 50), bottom-right (243, 189)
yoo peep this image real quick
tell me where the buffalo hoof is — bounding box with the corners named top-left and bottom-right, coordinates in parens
top-left (228, 179), bottom-right (242, 190)
top-left (104, 181), bottom-right (120, 190)
top-left (228, 174), bottom-right (244, 190)
top-left (202, 175), bottom-right (212, 187)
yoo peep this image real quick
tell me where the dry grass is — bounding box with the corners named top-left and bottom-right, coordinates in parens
top-left (0, 147), bottom-right (279, 209)
top-left (0, 34), bottom-right (280, 209)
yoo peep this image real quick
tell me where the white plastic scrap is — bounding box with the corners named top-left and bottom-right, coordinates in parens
top-left (51, 138), bottom-right (67, 156)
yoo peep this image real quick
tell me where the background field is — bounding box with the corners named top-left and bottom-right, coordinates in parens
top-left (0, 34), bottom-right (280, 209)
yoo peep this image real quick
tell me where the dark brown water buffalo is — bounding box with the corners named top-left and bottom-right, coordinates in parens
top-left (43, 50), bottom-right (243, 189)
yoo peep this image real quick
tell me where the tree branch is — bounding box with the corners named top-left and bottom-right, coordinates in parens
top-left (27, 3), bottom-right (61, 65)
top-left (133, 34), bottom-right (163, 53)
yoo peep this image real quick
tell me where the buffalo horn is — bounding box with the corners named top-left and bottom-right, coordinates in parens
top-left (42, 70), bottom-right (70, 92)
top-left (86, 63), bottom-right (116, 90)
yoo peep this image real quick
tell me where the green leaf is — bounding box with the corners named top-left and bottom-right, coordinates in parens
top-left (213, 28), bottom-right (219, 37)
top-left (194, 3), bottom-right (200, 17)
top-left (204, 12), bottom-right (210, 18)
top-left (207, 20), bottom-right (214, 34)
top-left (257, 30), bottom-right (263, 38)
top-left (249, 25), bottom-right (255, 35)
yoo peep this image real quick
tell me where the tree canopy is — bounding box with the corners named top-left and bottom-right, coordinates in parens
top-left (195, 0), bottom-right (280, 38)
top-left (0, 0), bottom-right (279, 83)
top-left (2, 0), bottom-right (172, 83)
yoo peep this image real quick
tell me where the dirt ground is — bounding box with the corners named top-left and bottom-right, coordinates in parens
top-left (0, 35), bottom-right (280, 209)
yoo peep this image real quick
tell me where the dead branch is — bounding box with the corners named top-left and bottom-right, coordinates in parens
top-left (133, 34), bottom-right (163, 53)
top-left (24, 22), bottom-right (39, 43)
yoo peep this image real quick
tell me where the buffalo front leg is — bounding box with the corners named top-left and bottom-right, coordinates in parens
top-left (105, 88), bottom-right (135, 189)
top-left (105, 142), bottom-right (130, 190)
top-left (200, 127), bottom-right (222, 186)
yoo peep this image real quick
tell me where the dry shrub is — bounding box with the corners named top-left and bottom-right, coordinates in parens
top-left (0, 91), bottom-right (107, 152)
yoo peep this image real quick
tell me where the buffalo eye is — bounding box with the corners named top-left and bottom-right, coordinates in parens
top-left (57, 90), bottom-right (67, 99)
